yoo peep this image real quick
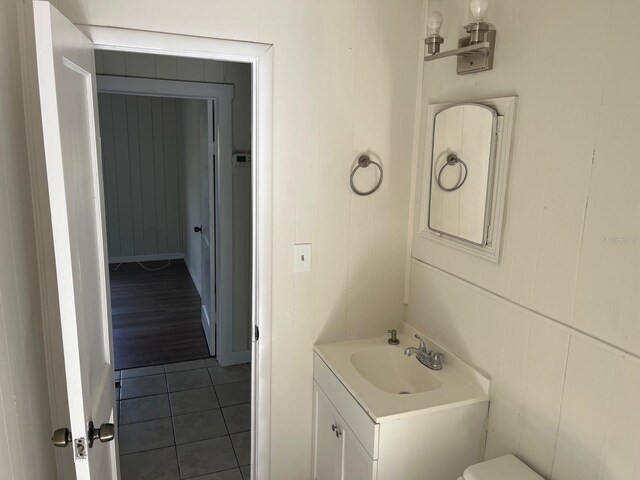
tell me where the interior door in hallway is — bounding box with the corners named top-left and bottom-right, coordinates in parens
top-left (34, 2), bottom-right (117, 479)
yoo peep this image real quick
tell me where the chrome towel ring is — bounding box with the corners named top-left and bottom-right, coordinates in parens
top-left (436, 154), bottom-right (468, 192)
top-left (350, 155), bottom-right (383, 196)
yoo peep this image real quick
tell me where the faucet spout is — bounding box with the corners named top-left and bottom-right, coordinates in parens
top-left (404, 346), bottom-right (423, 357)
top-left (404, 336), bottom-right (444, 371)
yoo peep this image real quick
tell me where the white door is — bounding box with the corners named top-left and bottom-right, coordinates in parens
top-left (34, 2), bottom-right (117, 479)
top-left (200, 100), bottom-right (216, 355)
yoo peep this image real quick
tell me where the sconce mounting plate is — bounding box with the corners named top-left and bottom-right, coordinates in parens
top-left (457, 30), bottom-right (496, 75)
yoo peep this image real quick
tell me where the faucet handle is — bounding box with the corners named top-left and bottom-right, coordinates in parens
top-left (414, 334), bottom-right (428, 351)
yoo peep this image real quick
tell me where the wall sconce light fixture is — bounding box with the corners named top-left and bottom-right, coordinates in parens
top-left (424, 0), bottom-right (496, 75)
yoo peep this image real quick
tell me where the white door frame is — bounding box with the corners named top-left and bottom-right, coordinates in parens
top-left (20, 21), bottom-right (273, 480)
top-left (95, 75), bottom-right (237, 361)
top-left (86, 29), bottom-right (273, 479)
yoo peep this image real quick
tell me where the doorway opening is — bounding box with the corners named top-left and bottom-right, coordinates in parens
top-left (24, 7), bottom-right (273, 478)
top-left (96, 51), bottom-right (253, 479)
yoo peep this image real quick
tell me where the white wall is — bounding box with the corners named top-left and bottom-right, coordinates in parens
top-left (178, 98), bottom-right (208, 292)
top-left (98, 93), bottom-right (183, 260)
top-left (42, 0), bottom-right (425, 477)
top-left (407, 0), bottom-right (640, 478)
top-left (0, 0), bottom-right (58, 478)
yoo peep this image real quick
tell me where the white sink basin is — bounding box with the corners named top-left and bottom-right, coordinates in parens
top-left (314, 330), bottom-right (489, 422)
top-left (351, 346), bottom-right (441, 394)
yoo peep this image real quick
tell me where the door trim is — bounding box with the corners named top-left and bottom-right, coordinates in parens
top-left (19, 19), bottom-right (273, 480)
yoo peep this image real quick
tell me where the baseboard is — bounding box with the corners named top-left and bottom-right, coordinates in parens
top-left (108, 253), bottom-right (185, 263)
top-left (184, 256), bottom-right (202, 297)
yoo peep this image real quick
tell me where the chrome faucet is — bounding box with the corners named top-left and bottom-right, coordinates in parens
top-left (404, 334), bottom-right (444, 371)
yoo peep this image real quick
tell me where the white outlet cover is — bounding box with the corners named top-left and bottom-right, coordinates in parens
top-left (294, 244), bottom-right (312, 272)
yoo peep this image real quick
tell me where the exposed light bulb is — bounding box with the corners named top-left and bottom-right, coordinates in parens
top-left (427, 11), bottom-right (443, 36)
top-left (469, 0), bottom-right (490, 22)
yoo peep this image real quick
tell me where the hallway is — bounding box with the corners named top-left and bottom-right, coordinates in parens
top-left (110, 260), bottom-right (209, 370)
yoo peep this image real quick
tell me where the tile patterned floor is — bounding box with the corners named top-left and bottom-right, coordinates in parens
top-left (116, 358), bottom-right (251, 480)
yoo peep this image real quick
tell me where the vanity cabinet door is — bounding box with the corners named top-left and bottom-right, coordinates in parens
top-left (313, 383), bottom-right (377, 480)
top-left (340, 421), bottom-right (377, 480)
top-left (313, 384), bottom-right (341, 480)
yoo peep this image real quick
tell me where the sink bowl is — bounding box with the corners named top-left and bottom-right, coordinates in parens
top-left (350, 346), bottom-right (442, 394)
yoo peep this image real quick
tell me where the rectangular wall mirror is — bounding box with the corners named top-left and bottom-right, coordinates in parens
top-left (428, 103), bottom-right (497, 246)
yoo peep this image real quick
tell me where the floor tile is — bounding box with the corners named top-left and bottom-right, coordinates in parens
top-left (172, 409), bottom-right (228, 444)
top-left (120, 394), bottom-right (170, 425)
top-left (119, 417), bottom-right (174, 455)
top-left (121, 374), bottom-right (167, 399)
top-left (167, 369), bottom-right (212, 392)
top-left (204, 357), bottom-right (220, 368)
top-left (176, 436), bottom-right (238, 478)
top-left (170, 387), bottom-right (219, 416)
top-left (240, 465), bottom-right (250, 480)
top-left (120, 447), bottom-right (180, 480)
top-left (164, 359), bottom-right (206, 373)
top-left (230, 431), bottom-right (251, 466)
top-left (215, 382), bottom-right (251, 407)
top-left (189, 469), bottom-right (243, 480)
top-left (208, 365), bottom-right (251, 386)
top-left (115, 370), bottom-right (121, 381)
top-left (221, 404), bottom-right (251, 434)
top-left (116, 386), bottom-right (120, 401)
top-left (121, 365), bottom-right (165, 379)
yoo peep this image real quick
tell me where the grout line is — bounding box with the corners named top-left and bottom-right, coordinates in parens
top-left (211, 381), bottom-right (241, 469)
top-left (162, 372), bottom-right (183, 479)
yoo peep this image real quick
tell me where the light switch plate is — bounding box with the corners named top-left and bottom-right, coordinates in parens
top-left (294, 244), bottom-right (312, 272)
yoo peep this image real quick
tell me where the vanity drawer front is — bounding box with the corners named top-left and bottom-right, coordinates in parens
top-left (314, 353), bottom-right (379, 459)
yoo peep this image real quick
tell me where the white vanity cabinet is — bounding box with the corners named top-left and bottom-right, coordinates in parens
top-left (312, 345), bottom-right (489, 480)
top-left (312, 385), bottom-right (377, 480)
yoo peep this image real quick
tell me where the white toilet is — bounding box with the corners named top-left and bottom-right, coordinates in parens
top-left (458, 455), bottom-right (544, 480)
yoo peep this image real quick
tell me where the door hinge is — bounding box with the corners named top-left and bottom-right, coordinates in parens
top-left (254, 325), bottom-right (260, 341)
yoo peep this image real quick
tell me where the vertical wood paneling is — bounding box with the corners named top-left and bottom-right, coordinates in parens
top-left (222, 62), bottom-right (252, 151)
top-left (156, 55), bottom-right (178, 79)
top-left (162, 98), bottom-right (181, 252)
top-left (345, 0), bottom-right (380, 339)
top-left (102, 50), bottom-right (126, 75)
top-left (314, 0), bottom-right (358, 344)
top-left (98, 93), bottom-right (121, 255)
top-left (137, 95), bottom-right (158, 254)
top-left (125, 51), bottom-right (156, 78)
top-left (176, 57), bottom-right (205, 81)
top-left (205, 60), bottom-right (224, 83)
top-left (151, 97), bottom-right (168, 253)
top-left (111, 94), bottom-right (134, 256)
top-left (100, 93), bottom-right (184, 259)
top-left (125, 95), bottom-right (145, 254)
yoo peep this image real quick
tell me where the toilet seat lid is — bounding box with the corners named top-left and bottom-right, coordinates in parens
top-left (463, 455), bottom-right (544, 480)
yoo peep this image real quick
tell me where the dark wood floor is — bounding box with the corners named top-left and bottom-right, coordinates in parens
top-left (109, 259), bottom-right (210, 370)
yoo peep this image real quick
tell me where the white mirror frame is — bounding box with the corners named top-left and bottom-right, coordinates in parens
top-left (419, 96), bottom-right (518, 262)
